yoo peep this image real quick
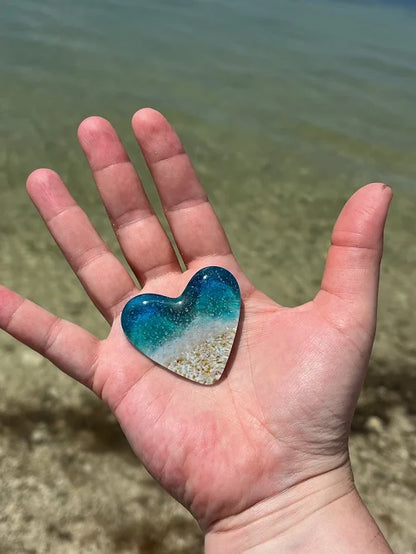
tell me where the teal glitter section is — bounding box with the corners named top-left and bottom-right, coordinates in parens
top-left (121, 266), bottom-right (240, 356)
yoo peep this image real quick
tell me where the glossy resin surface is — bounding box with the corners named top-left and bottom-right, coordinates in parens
top-left (121, 266), bottom-right (241, 385)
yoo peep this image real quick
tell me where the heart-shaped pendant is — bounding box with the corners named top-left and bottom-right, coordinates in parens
top-left (121, 266), bottom-right (241, 385)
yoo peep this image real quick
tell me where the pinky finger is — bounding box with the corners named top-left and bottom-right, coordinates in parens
top-left (0, 286), bottom-right (100, 389)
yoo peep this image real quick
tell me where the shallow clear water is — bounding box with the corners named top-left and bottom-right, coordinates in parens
top-left (2, 0), bottom-right (416, 186)
top-left (1, 0), bottom-right (416, 307)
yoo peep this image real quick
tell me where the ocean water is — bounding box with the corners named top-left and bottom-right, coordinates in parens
top-left (1, 0), bottom-right (416, 188)
top-left (1, 0), bottom-right (416, 305)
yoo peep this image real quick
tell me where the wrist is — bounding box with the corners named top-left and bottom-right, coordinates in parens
top-left (205, 462), bottom-right (391, 553)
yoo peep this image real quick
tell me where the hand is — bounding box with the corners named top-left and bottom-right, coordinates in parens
top-left (0, 109), bottom-right (392, 551)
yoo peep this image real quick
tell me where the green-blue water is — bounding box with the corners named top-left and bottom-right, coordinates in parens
top-left (2, 0), bottom-right (416, 188)
top-left (1, 0), bottom-right (416, 310)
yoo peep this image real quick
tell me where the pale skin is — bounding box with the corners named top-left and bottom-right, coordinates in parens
top-left (0, 108), bottom-right (393, 552)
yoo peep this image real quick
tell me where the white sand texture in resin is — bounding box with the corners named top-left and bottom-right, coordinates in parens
top-left (153, 317), bottom-right (237, 385)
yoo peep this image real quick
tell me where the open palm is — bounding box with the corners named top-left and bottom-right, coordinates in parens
top-left (0, 109), bottom-right (392, 531)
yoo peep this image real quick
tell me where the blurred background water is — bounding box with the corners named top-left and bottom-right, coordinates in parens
top-left (1, 1), bottom-right (416, 552)
top-left (2, 0), bottom-right (416, 188)
top-left (1, 0), bottom-right (416, 300)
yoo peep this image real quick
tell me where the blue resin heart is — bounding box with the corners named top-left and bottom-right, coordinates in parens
top-left (121, 266), bottom-right (241, 385)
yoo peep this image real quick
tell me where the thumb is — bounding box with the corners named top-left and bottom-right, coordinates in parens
top-left (315, 182), bottom-right (393, 339)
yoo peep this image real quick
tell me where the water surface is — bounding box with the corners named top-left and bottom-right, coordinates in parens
top-left (1, 0), bottom-right (416, 303)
